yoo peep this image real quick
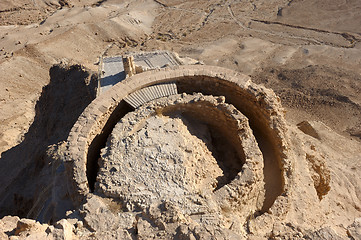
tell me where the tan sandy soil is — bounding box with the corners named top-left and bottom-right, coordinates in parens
top-left (1, 0), bottom-right (360, 153)
top-left (0, 0), bottom-right (360, 238)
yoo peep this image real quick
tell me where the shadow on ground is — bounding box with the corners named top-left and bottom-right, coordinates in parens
top-left (0, 64), bottom-right (97, 222)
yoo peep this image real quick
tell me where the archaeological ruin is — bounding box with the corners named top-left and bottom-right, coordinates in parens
top-left (58, 53), bottom-right (294, 238)
top-left (2, 48), bottom-right (359, 239)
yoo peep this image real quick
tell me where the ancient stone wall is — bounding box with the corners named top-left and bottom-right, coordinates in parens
top-left (63, 65), bottom-right (293, 234)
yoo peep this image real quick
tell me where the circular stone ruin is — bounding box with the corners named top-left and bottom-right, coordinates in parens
top-left (96, 93), bottom-right (264, 222)
top-left (64, 65), bottom-right (293, 238)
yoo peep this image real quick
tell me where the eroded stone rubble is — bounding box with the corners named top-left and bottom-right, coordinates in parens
top-left (93, 93), bottom-right (264, 238)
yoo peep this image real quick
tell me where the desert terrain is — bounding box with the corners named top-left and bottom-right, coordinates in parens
top-left (0, 0), bottom-right (360, 239)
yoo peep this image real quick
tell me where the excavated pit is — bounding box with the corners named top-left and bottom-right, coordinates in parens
top-left (86, 100), bottom-right (133, 192)
top-left (85, 76), bottom-right (286, 211)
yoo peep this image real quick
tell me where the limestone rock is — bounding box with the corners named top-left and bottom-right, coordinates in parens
top-left (348, 218), bottom-right (361, 240)
top-left (305, 227), bottom-right (344, 240)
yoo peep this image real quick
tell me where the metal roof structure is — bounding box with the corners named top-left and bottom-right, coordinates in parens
top-left (99, 51), bottom-right (181, 95)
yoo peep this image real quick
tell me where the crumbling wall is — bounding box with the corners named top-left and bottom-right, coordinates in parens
top-left (63, 65), bottom-right (293, 236)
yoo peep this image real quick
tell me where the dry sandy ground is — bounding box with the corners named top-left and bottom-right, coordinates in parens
top-left (0, 0), bottom-right (360, 238)
top-left (1, 0), bottom-right (360, 154)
